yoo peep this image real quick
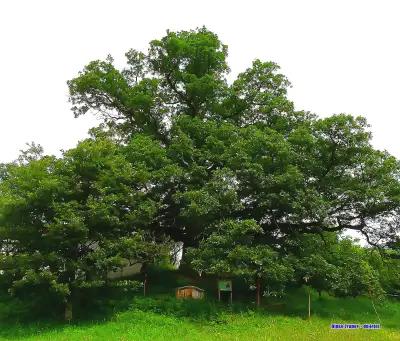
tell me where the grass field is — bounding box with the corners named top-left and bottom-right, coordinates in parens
top-left (1, 289), bottom-right (399, 341)
top-left (2, 309), bottom-right (398, 341)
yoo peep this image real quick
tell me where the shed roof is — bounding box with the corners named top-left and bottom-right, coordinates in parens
top-left (176, 285), bottom-right (205, 292)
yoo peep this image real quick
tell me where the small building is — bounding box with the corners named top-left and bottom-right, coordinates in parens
top-left (176, 286), bottom-right (205, 299)
top-left (107, 261), bottom-right (142, 279)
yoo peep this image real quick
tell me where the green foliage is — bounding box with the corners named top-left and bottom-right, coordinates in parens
top-left (148, 27), bottom-right (229, 119)
top-left (2, 27), bottom-right (400, 321)
top-left (0, 134), bottom-right (171, 319)
top-left (67, 27), bottom-right (400, 248)
top-left (290, 233), bottom-right (385, 298)
top-left (130, 296), bottom-right (224, 322)
top-left (188, 219), bottom-right (294, 296)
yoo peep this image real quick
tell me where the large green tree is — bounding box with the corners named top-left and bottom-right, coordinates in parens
top-left (291, 233), bottom-right (384, 299)
top-left (2, 27), bottom-right (400, 320)
top-left (68, 27), bottom-right (400, 250)
top-left (0, 133), bottom-right (171, 320)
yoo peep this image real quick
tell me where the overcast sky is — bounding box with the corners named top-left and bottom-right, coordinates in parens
top-left (1, 0), bottom-right (399, 163)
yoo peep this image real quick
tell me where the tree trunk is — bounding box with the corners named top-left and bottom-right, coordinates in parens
top-left (256, 277), bottom-right (261, 307)
top-left (143, 272), bottom-right (148, 296)
top-left (141, 262), bottom-right (148, 296)
top-left (64, 300), bottom-right (73, 322)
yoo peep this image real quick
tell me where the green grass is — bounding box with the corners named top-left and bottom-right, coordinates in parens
top-left (1, 291), bottom-right (399, 340)
top-left (1, 306), bottom-right (398, 341)
top-left (1, 268), bottom-right (399, 340)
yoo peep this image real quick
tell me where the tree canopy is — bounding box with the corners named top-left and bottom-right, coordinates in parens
top-left (67, 27), bottom-right (400, 247)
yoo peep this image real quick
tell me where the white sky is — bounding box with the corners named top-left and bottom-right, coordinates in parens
top-left (1, 0), bottom-right (399, 163)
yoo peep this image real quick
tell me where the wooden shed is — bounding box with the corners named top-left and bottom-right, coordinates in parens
top-left (175, 286), bottom-right (205, 299)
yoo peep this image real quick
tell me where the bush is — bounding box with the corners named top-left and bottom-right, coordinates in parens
top-left (130, 295), bottom-right (225, 321)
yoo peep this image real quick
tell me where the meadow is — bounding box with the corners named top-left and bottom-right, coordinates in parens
top-left (1, 269), bottom-right (399, 341)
